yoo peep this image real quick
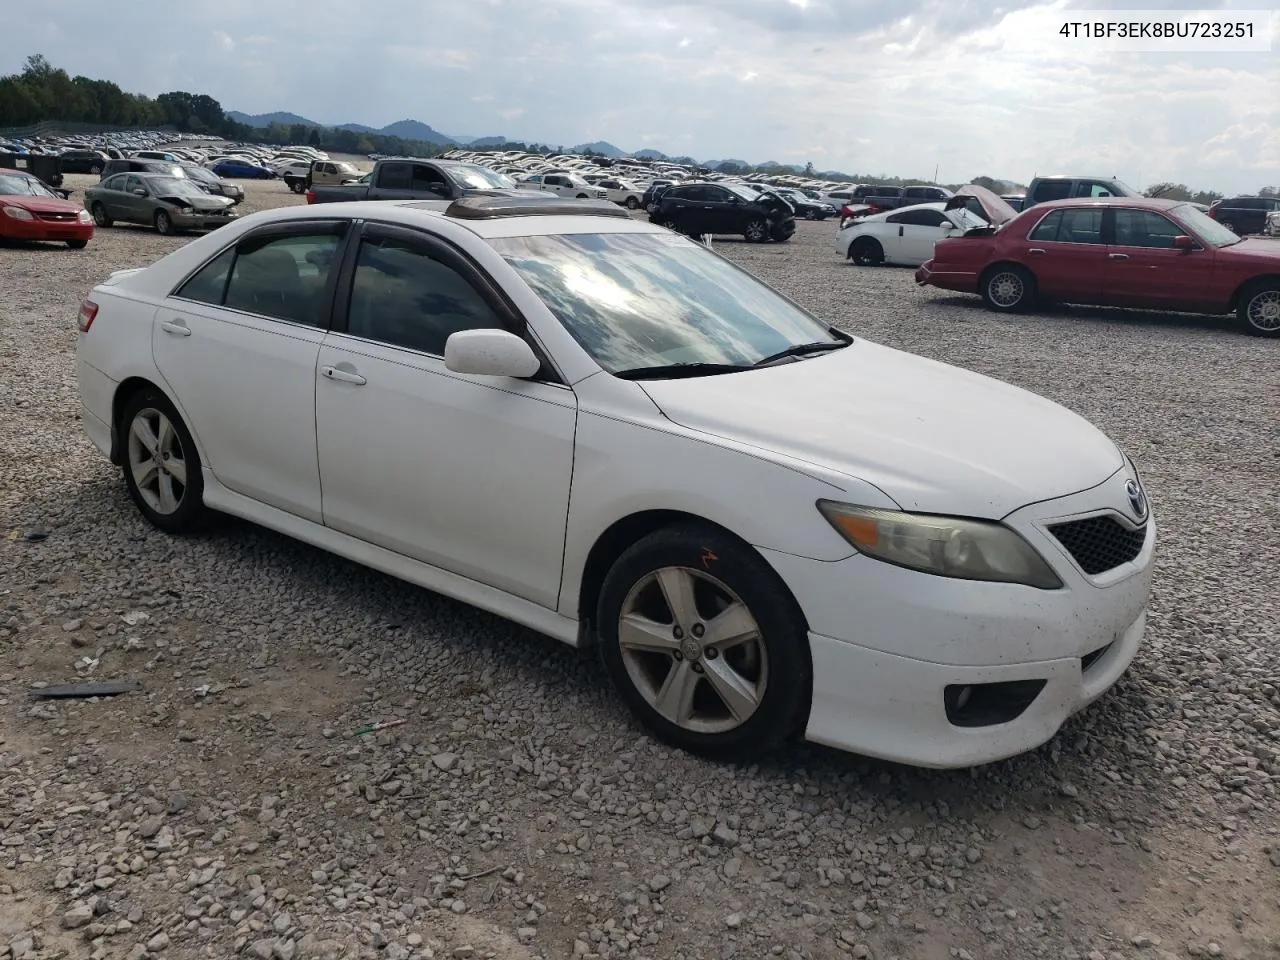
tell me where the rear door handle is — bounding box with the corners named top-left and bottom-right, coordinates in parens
top-left (321, 364), bottom-right (366, 385)
top-left (1109, 253), bottom-right (1129, 260)
top-left (1027, 248), bottom-right (1046, 255)
top-left (160, 319), bottom-right (191, 337)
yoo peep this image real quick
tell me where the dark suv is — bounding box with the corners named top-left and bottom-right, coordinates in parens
top-left (58, 149), bottom-right (110, 174)
top-left (1207, 196), bottom-right (1280, 236)
top-left (650, 182), bottom-right (796, 242)
top-left (1023, 175), bottom-right (1141, 209)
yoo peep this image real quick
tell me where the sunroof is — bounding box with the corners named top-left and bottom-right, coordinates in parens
top-left (442, 195), bottom-right (632, 220)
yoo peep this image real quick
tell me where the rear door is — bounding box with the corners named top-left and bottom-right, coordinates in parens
top-left (1018, 207), bottom-right (1107, 301)
top-left (1102, 207), bottom-right (1218, 310)
top-left (152, 220), bottom-right (351, 522)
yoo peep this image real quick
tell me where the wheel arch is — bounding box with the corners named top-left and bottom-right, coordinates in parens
top-left (979, 259), bottom-right (1036, 288)
top-left (1230, 273), bottom-right (1280, 312)
top-left (109, 376), bottom-right (187, 466)
top-left (573, 509), bottom-right (811, 648)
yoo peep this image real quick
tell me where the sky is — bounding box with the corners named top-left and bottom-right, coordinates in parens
top-left (6, 0), bottom-right (1278, 194)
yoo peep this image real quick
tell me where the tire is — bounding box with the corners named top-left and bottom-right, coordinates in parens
top-left (66, 239), bottom-right (87, 249)
top-left (577, 193), bottom-right (589, 199)
top-left (89, 163), bottom-right (102, 175)
top-left (744, 219), bottom-right (768, 243)
top-left (119, 388), bottom-right (207, 534)
top-left (91, 202), bottom-right (112, 228)
top-left (849, 236), bottom-right (883, 265)
top-left (596, 525), bottom-right (812, 761)
top-left (290, 180), bottom-right (306, 194)
top-left (154, 210), bottom-right (175, 235)
top-left (660, 218), bottom-right (683, 234)
top-left (980, 264), bottom-right (1036, 312)
top-left (625, 196), bottom-right (639, 210)
top-left (1237, 281), bottom-right (1280, 337)
top-left (1221, 222), bottom-right (1236, 235)
top-left (805, 210), bottom-right (817, 220)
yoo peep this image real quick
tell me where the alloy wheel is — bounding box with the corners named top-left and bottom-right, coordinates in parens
top-left (1246, 289), bottom-right (1280, 331)
top-left (126, 407), bottom-right (188, 516)
top-left (987, 271), bottom-right (1025, 308)
top-left (617, 566), bottom-right (768, 734)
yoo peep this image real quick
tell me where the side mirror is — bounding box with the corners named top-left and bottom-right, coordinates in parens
top-left (938, 221), bottom-right (955, 232)
top-left (132, 188), bottom-right (147, 197)
top-left (444, 329), bottom-right (541, 379)
top-left (1173, 234), bottom-right (1194, 250)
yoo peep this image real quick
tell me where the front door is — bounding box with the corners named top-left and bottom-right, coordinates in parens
top-left (314, 222), bottom-right (577, 608)
top-left (152, 221), bottom-right (350, 523)
top-left (1102, 208), bottom-right (1218, 310)
top-left (1019, 206), bottom-right (1108, 302)
top-left (894, 207), bottom-right (950, 263)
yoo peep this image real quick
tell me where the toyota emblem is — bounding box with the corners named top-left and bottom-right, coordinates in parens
top-left (1125, 478), bottom-right (1148, 521)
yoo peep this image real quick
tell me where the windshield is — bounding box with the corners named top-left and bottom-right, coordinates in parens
top-left (149, 177), bottom-right (206, 198)
top-left (1170, 203), bottom-right (1241, 247)
top-left (335, 162), bottom-right (359, 173)
top-left (451, 164), bottom-right (516, 190)
top-left (725, 184), bottom-right (761, 202)
top-left (182, 166), bottom-right (216, 183)
top-left (0, 173), bottom-right (56, 198)
top-left (565, 173), bottom-right (590, 187)
top-left (489, 232), bottom-right (841, 374)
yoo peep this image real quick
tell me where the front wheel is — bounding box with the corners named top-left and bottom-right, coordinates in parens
top-left (290, 180), bottom-right (306, 194)
top-left (89, 163), bottom-right (102, 175)
top-left (119, 389), bottom-right (207, 534)
top-left (849, 236), bottom-right (884, 265)
top-left (981, 264), bottom-right (1036, 312)
top-left (596, 526), bottom-right (812, 761)
top-left (625, 196), bottom-right (639, 210)
top-left (91, 202), bottom-right (113, 227)
top-left (577, 193), bottom-right (589, 199)
top-left (1238, 281), bottom-right (1280, 337)
top-left (154, 210), bottom-right (175, 235)
top-left (744, 219), bottom-right (768, 242)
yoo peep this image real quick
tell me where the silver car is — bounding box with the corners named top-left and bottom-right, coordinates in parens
top-left (85, 172), bottom-right (238, 235)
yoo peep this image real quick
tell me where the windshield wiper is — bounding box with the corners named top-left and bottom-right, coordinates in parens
top-left (613, 362), bottom-right (753, 381)
top-left (753, 340), bottom-right (848, 367)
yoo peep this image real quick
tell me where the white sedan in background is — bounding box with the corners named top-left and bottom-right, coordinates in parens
top-left (594, 176), bottom-right (644, 209)
top-left (75, 194), bottom-right (1154, 769)
top-left (838, 187), bottom-right (1018, 266)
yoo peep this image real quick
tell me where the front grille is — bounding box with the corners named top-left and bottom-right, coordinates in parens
top-left (38, 212), bottom-right (77, 222)
top-left (1048, 516), bottom-right (1146, 575)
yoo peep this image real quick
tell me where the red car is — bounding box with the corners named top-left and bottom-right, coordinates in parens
top-left (915, 197), bottom-right (1280, 337)
top-left (0, 170), bottom-right (95, 249)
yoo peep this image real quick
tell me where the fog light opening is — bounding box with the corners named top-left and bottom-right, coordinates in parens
top-left (944, 679), bottom-right (1047, 728)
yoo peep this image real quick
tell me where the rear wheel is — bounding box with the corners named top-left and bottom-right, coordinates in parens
top-left (89, 163), bottom-right (102, 175)
top-left (596, 525), bottom-right (811, 761)
top-left (981, 264), bottom-right (1036, 312)
top-left (120, 389), bottom-right (207, 534)
top-left (1221, 221), bottom-right (1236, 234)
top-left (849, 236), bottom-right (883, 265)
top-left (290, 180), bottom-right (306, 194)
top-left (744, 219), bottom-right (768, 242)
top-left (1238, 281), bottom-right (1280, 337)
top-left (91, 203), bottom-right (112, 227)
top-left (625, 196), bottom-right (639, 210)
top-left (577, 193), bottom-right (589, 199)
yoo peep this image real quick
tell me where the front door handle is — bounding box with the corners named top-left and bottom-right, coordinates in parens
top-left (321, 364), bottom-right (366, 385)
top-left (1109, 253), bottom-right (1129, 260)
top-left (160, 319), bottom-right (191, 337)
top-left (1027, 248), bottom-right (1046, 255)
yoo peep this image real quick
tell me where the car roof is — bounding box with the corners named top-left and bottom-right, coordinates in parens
top-left (251, 198), bottom-right (668, 240)
top-left (1029, 197), bottom-right (1185, 212)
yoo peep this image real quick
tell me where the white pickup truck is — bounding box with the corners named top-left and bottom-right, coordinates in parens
top-left (516, 171), bottom-right (609, 201)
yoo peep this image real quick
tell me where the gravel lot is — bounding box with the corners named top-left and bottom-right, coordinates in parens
top-left (2, 173), bottom-right (1278, 960)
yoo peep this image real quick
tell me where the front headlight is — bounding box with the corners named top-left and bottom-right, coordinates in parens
top-left (2, 205), bottom-right (34, 221)
top-left (78, 209), bottom-right (92, 223)
top-left (817, 501), bottom-right (1063, 589)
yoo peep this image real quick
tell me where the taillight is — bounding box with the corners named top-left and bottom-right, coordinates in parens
top-left (305, 190), bottom-right (316, 204)
top-left (78, 299), bottom-right (99, 333)
top-left (1207, 207), bottom-right (1217, 219)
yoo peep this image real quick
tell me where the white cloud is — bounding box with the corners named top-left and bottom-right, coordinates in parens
top-left (1, 0), bottom-right (1275, 193)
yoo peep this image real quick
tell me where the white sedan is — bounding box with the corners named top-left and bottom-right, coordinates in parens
top-left (75, 195), bottom-right (1155, 769)
top-left (837, 201), bottom-right (996, 266)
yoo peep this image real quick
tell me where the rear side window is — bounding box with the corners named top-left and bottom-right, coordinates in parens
top-left (1030, 208), bottom-right (1103, 243)
top-left (1032, 180), bottom-right (1073, 202)
top-left (174, 248), bottom-right (236, 304)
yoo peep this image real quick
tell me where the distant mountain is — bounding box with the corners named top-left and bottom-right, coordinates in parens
top-left (467, 136), bottom-right (509, 147)
top-left (633, 148), bottom-right (667, 160)
top-left (336, 122), bottom-right (378, 134)
top-left (572, 140), bottom-right (626, 158)
top-left (378, 119), bottom-right (457, 145)
top-left (227, 110), bottom-right (321, 128)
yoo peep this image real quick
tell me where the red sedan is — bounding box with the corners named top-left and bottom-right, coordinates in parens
top-left (0, 170), bottom-right (95, 249)
top-left (915, 197), bottom-right (1280, 337)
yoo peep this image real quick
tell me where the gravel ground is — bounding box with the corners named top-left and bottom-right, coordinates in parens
top-left (1, 174), bottom-right (1278, 960)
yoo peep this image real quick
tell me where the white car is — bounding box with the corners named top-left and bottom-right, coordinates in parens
top-left (273, 160), bottom-right (312, 178)
top-left (75, 195), bottom-right (1155, 769)
top-left (838, 193), bottom-right (1015, 266)
top-left (594, 177), bottom-right (644, 210)
top-left (516, 172), bottom-right (609, 201)
top-left (1267, 210), bottom-right (1280, 237)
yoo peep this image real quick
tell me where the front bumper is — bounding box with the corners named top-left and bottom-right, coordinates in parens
top-left (0, 217), bottom-right (93, 244)
top-left (173, 210), bottom-right (238, 230)
top-left (760, 470), bottom-right (1157, 768)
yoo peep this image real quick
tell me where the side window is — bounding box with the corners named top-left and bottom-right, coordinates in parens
top-left (410, 164), bottom-right (447, 190)
top-left (1028, 210), bottom-right (1064, 241)
top-left (1057, 208), bottom-right (1104, 243)
top-left (704, 187), bottom-right (732, 202)
top-left (124, 175), bottom-right (143, 194)
top-left (174, 247), bottom-right (237, 305)
top-left (223, 232), bottom-right (343, 325)
top-left (376, 163), bottom-right (412, 190)
top-left (1033, 180), bottom-right (1073, 202)
top-left (103, 175), bottom-right (126, 191)
top-left (914, 209), bottom-right (949, 227)
top-left (344, 235), bottom-right (505, 356)
top-left (526, 174), bottom-right (543, 183)
top-left (547, 175), bottom-right (566, 186)
top-left (1112, 209), bottom-right (1183, 248)
top-left (1079, 182), bottom-right (1115, 198)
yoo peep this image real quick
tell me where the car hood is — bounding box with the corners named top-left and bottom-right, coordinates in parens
top-left (637, 340), bottom-right (1125, 518)
top-left (0, 195), bottom-right (81, 215)
top-left (949, 184), bottom-right (1018, 225)
top-left (1218, 237), bottom-right (1280, 261)
top-left (162, 192), bottom-right (234, 211)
